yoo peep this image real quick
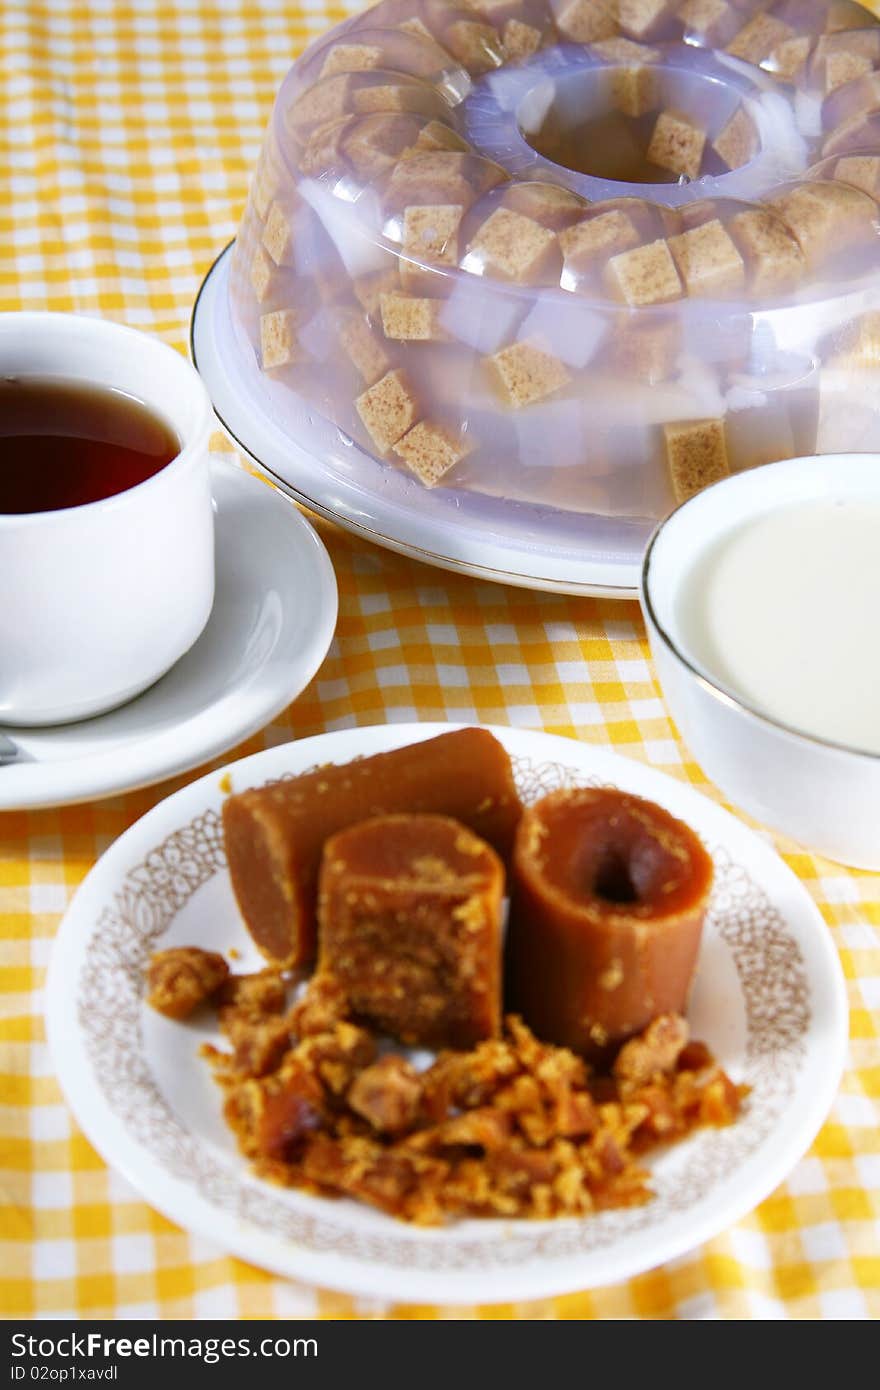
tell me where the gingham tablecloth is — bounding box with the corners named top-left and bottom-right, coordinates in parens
top-left (1, 0), bottom-right (878, 1322)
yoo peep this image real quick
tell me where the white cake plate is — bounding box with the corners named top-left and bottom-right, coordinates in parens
top-left (190, 243), bottom-right (645, 598)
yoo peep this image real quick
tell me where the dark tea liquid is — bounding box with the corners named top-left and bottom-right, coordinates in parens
top-left (0, 377), bottom-right (179, 514)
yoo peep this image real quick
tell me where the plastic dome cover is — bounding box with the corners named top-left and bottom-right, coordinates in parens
top-left (226, 0), bottom-right (880, 560)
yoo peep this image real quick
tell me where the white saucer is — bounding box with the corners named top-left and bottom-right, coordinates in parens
top-left (0, 459), bottom-right (338, 810)
top-left (191, 244), bottom-right (643, 600)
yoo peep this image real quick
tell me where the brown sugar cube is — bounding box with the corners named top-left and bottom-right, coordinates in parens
top-left (320, 43), bottom-right (383, 78)
top-left (394, 419), bottom-right (471, 486)
top-left (260, 309), bottom-right (301, 370)
top-left (401, 202), bottom-right (464, 277)
top-left (592, 34), bottom-right (661, 62)
top-left (387, 152), bottom-right (488, 209)
top-left (261, 201), bottom-right (295, 267)
top-left (466, 207), bottom-right (557, 281)
top-left (298, 116), bottom-right (353, 176)
top-left (223, 727), bottom-right (522, 967)
top-left (619, 0), bottom-right (671, 40)
top-left (555, 0), bottom-right (618, 43)
top-left (352, 264), bottom-right (402, 315)
top-left (490, 340), bottom-right (570, 408)
top-left (503, 181), bottom-right (585, 229)
top-left (444, 20), bottom-right (502, 75)
top-left (502, 18), bottom-right (543, 62)
top-left (352, 82), bottom-right (440, 117)
top-left (770, 182), bottom-right (876, 266)
top-left (667, 219), bottom-right (746, 297)
top-left (825, 50), bottom-right (873, 92)
top-left (726, 14), bottom-right (793, 64)
top-left (677, 0), bottom-right (733, 44)
top-left (664, 418), bottom-right (730, 502)
top-left (337, 312), bottom-right (392, 384)
top-left (343, 114), bottom-right (421, 179)
top-left (507, 790), bottom-right (712, 1058)
top-left (712, 106), bottom-right (758, 170)
top-left (835, 155), bottom-right (880, 197)
top-left (146, 948), bottom-right (230, 1020)
top-left (356, 368), bottom-right (420, 453)
top-left (593, 40), bottom-right (663, 117)
top-left (605, 238), bottom-right (683, 306)
top-left (728, 207), bottom-right (804, 293)
top-left (317, 814), bottom-right (504, 1049)
top-left (832, 311), bottom-right (880, 368)
top-left (380, 292), bottom-right (447, 341)
top-left (250, 245), bottom-right (275, 304)
top-left (413, 120), bottom-right (471, 153)
top-left (251, 155), bottom-right (281, 222)
top-left (769, 35), bottom-right (811, 82)
top-left (559, 209), bottom-right (641, 271)
top-left (613, 318), bottom-right (682, 382)
top-left (647, 109), bottom-right (706, 179)
top-left (288, 75), bottom-right (352, 132)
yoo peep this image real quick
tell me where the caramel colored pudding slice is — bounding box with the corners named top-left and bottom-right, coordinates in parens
top-left (317, 814), bottom-right (504, 1049)
top-left (507, 788), bottom-right (713, 1059)
top-left (223, 728), bottom-right (522, 969)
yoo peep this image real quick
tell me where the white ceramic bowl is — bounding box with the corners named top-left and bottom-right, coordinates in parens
top-left (0, 313), bottom-right (215, 726)
top-left (641, 454), bottom-right (880, 870)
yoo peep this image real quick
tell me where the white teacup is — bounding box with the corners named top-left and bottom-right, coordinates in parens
top-left (0, 313), bottom-right (215, 726)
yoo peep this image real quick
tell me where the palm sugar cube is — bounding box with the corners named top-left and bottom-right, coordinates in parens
top-left (554, 0), bottom-right (618, 43)
top-left (770, 181), bottom-right (876, 267)
top-left (394, 419), bottom-right (471, 486)
top-left (320, 43), bottom-right (383, 78)
top-left (667, 219), bottom-right (745, 297)
top-left (605, 238), bottom-right (683, 305)
top-left (356, 368), bottom-right (420, 453)
top-left (262, 201), bottom-right (295, 267)
top-left (647, 109), bottom-right (706, 179)
top-left (490, 339), bottom-right (571, 408)
top-left (251, 154), bottom-right (282, 222)
top-left (465, 207), bottom-right (558, 282)
top-left (353, 82), bottom-right (440, 117)
top-left (664, 418), bottom-right (730, 501)
top-left (728, 207), bottom-right (804, 293)
top-left (343, 113), bottom-right (420, 179)
top-left (260, 309), bottom-right (302, 370)
top-left (317, 814), bottom-right (504, 1049)
top-left (502, 19), bottom-right (543, 62)
top-left (380, 292), bottom-right (447, 341)
top-left (338, 311), bottom-right (392, 384)
top-left (223, 727), bottom-right (522, 968)
top-left (712, 107), bottom-right (757, 170)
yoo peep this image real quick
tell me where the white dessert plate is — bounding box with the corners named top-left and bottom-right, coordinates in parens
top-left (0, 459), bottom-right (337, 810)
top-left (45, 723), bottom-right (847, 1304)
top-left (190, 244), bottom-right (644, 600)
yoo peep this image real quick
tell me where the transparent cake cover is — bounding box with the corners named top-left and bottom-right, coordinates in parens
top-left (212, 0), bottom-right (880, 591)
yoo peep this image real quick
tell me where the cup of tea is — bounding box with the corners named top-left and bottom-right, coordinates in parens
top-left (0, 312), bottom-right (216, 725)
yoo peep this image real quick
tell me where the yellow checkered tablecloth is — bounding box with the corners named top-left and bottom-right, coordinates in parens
top-left (1, 0), bottom-right (878, 1322)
